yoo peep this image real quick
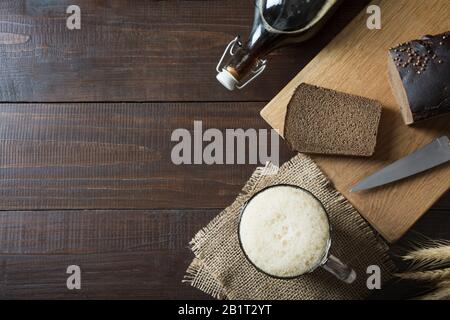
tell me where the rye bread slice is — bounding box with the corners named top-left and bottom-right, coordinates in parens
top-left (284, 83), bottom-right (382, 157)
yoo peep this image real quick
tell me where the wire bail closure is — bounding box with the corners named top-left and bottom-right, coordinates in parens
top-left (216, 36), bottom-right (267, 90)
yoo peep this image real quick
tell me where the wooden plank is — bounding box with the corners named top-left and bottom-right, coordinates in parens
top-left (0, 102), bottom-right (293, 210)
top-left (0, 209), bottom-right (216, 299)
top-left (407, 192), bottom-right (450, 240)
top-left (0, 202), bottom-right (448, 299)
top-left (261, 0), bottom-right (450, 242)
top-left (0, 0), bottom-right (368, 102)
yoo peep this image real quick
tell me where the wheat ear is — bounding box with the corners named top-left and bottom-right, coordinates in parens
top-left (416, 281), bottom-right (450, 300)
top-left (396, 268), bottom-right (450, 282)
top-left (402, 241), bottom-right (450, 269)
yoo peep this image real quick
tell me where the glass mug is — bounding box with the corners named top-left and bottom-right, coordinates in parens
top-left (238, 184), bottom-right (356, 283)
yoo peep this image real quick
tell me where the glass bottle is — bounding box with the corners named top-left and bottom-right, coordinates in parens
top-left (216, 0), bottom-right (342, 90)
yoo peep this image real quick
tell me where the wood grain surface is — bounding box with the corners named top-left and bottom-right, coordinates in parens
top-left (0, 209), bottom-right (217, 299)
top-left (0, 0), bottom-right (365, 102)
top-left (261, 0), bottom-right (450, 242)
top-left (0, 204), bottom-right (449, 300)
top-left (0, 102), bottom-right (293, 210)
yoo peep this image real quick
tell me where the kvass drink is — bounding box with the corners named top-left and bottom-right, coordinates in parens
top-left (238, 185), bottom-right (356, 283)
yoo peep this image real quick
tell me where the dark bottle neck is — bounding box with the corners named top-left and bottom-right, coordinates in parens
top-left (224, 13), bottom-right (286, 81)
top-left (222, 0), bottom-right (343, 83)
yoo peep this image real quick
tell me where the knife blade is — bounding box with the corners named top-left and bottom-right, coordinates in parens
top-left (351, 136), bottom-right (450, 192)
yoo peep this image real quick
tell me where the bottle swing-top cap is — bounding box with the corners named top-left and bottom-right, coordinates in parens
top-left (216, 69), bottom-right (239, 91)
top-left (216, 37), bottom-right (267, 91)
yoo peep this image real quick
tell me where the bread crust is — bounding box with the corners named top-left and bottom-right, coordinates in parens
top-left (388, 31), bottom-right (450, 125)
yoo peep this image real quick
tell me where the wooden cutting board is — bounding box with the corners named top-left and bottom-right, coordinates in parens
top-left (261, 0), bottom-right (450, 243)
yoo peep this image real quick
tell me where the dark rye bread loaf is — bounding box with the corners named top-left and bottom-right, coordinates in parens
top-left (388, 31), bottom-right (450, 125)
top-left (284, 83), bottom-right (382, 157)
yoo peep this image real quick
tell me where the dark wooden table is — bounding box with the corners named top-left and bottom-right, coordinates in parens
top-left (0, 0), bottom-right (448, 300)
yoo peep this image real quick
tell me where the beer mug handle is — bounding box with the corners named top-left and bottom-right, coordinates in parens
top-left (322, 255), bottom-right (357, 284)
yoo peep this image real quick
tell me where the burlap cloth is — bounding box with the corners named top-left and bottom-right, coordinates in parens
top-left (184, 154), bottom-right (396, 300)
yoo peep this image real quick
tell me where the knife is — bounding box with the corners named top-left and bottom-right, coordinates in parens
top-left (351, 136), bottom-right (450, 192)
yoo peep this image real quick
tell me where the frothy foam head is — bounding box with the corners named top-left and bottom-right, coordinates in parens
top-left (239, 185), bottom-right (330, 278)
